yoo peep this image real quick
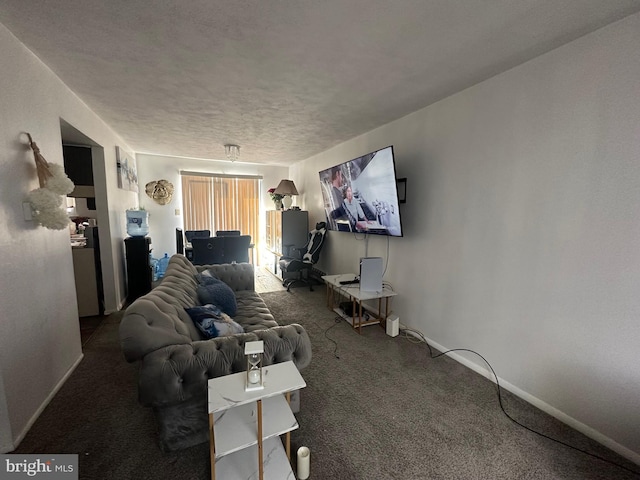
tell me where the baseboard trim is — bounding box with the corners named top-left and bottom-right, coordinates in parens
top-left (113, 297), bottom-right (128, 314)
top-left (418, 333), bottom-right (640, 466)
top-left (10, 353), bottom-right (84, 450)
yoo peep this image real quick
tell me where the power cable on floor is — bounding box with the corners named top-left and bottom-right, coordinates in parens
top-left (324, 317), bottom-right (342, 359)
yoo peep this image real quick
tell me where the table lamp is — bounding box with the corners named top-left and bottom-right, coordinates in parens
top-left (274, 179), bottom-right (298, 210)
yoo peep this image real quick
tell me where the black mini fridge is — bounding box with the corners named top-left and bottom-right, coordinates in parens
top-left (125, 236), bottom-right (152, 303)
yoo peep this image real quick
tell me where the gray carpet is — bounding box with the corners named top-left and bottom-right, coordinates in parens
top-left (12, 288), bottom-right (640, 479)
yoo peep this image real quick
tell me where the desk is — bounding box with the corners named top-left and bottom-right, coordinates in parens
top-left (322, 273), bottom-right (397, 334)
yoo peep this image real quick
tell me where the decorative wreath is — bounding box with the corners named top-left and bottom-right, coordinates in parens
top-left (25, 133), bottom-right (75, 230)
top-left (145, 179), bottom-right (174, 205)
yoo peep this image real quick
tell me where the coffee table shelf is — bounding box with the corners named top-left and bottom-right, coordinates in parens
top-left (214, 437), bottom-right (294, 479)
top-left (208, 361), bottom-right (306, 480)
top-left (323, 273), bottom-right (397, 334)
top-left (212, 394), bottom-right (298, 458)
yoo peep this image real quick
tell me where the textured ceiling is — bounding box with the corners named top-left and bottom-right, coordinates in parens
top-left (1, 1), bottom-right (639, 165)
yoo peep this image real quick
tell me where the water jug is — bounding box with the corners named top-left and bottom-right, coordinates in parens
top-left (126, 209), bottom-right (149, 237)
top-left (149, 254), bottom-right (159, 282)
top-left (157, 253), bottom-right (170, 279)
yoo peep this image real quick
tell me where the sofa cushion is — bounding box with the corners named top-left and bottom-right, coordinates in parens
top-left (234, 291), bottom-right (279, 332)
top-left (196, 280), bottom-right (237, 316)
top-left (185, 305), bottom-right (244, 339)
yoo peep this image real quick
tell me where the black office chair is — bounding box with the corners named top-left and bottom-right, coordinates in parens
top-left (185, 229), bottom-right (211, 242)
top-left (278, 222), bottom-right (327, 291)
top-left (191, 237), bottom-right (224, 265)
top-left (216, 230), bottom-right (241, 237)
top-left (222, 235), bottom-right (251, 263)
top-left (176, 228), bottom-right (184, 254)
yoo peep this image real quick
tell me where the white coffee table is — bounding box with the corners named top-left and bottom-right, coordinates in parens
top-left (207, 361), bottom-right (306, 480)
top-left (322, 273), bottom-right (398, 334)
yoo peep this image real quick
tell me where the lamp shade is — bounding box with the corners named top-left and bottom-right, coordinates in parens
top-left (274, 179), bottom-right (298, 196)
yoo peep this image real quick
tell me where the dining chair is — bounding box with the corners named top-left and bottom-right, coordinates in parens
top-left (190, 237), bottom-right (224, 265)
top-left (185, 229), bottom-right (211, 242)
top-left (215, 230), bottom-right (241, 237)
top-left (176, 228), bottom-right (184, 254)
top-left (222, 235), bottom-right (251, 263)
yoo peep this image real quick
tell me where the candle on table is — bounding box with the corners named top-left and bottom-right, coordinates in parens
top-left (297, 446), bottom-right (310, 479)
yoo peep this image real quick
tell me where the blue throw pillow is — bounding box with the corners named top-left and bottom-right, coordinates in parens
top-left (212, 316), bottom-right (244, 337)
top-left (185, 304), bottom-right (243, 339)
top-left (197, 282), bottom-right (237, 317)
top-left (185, 304), bottom-right (224, 338)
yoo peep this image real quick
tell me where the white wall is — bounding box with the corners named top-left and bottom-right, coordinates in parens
top-left (294, 13), bottom-right (640, 463)
top-left (0, 23), bottom-right (136, 450)
top-left (136, 153), bottom-right (288, 259)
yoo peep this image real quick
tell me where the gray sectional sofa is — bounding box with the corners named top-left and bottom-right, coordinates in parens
top-left (119, 254), bottom-right (312, 451)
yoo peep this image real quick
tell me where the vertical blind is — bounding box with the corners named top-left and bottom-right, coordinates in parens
top-left (181, 174), bottom-right (260, 256)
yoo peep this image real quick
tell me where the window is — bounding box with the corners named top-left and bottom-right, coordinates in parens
top-left (181, 173), bottom-right (260, 256)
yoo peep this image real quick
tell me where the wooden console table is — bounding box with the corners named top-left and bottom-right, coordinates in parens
top-left (322, 273), bottom-right (397, 334)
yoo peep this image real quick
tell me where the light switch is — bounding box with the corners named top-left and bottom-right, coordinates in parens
top-left (174, 209), bottom-right (180, 216)
top-left (22, 202), bottom-right (33, 221)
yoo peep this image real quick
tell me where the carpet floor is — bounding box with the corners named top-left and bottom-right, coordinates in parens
top-left (12, 287), bottom-right (640, 479)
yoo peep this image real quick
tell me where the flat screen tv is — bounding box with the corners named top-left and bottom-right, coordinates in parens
top-left (319, 145), bottom-right (403, 237)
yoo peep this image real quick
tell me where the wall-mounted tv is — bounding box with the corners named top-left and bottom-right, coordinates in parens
top-left (319, 145), bottom-right (403, 237)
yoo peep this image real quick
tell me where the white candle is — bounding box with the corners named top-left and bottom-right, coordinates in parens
top-left (297, 446), bottom-right (310, 480)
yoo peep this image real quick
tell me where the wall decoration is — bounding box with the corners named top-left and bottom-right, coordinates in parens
top-left (24, 132), bottom-right (75, 230)
top-left (145, 179), bottom-right (174, 205)
top-left (116, 146), bottom-right (138, 192)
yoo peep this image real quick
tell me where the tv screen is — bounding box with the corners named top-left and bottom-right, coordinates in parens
top-left (319, 145), bottom-right (403, 237)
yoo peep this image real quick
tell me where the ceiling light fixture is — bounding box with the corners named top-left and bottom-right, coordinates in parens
top-left (224, 144), bottom-right (240, 162)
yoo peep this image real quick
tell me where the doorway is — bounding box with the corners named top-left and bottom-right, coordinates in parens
top-left (60, 121), bottom-right (106, 347)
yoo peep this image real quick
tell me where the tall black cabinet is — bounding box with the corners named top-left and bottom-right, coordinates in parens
top-left (125, 236), bottom-right (152, 302)
top-left (265, 210), bottom-right (309, 279)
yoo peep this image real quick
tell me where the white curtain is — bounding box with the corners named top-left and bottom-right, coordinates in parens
top-left (181, 173), bottom-right (261, 256)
